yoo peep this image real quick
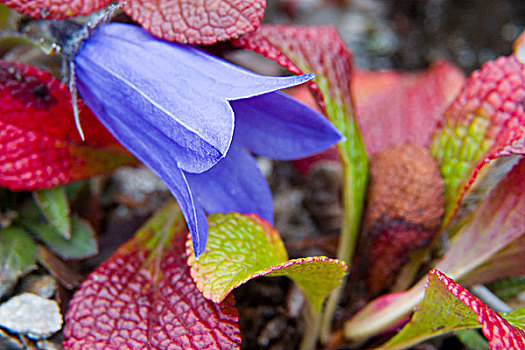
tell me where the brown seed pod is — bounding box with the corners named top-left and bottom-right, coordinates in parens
top-left (362, 144), bottom-right (444, 295)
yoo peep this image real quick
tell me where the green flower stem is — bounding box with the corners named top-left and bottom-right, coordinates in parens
top-left (299, 300), bottom-right (322, 350)
top-left (320, 120), bottom-right (368, 343)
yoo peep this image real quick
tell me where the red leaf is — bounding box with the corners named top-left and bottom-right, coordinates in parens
top-left (234, 27), bottom-right (465, 155)
top-left (345, 156), bottom-right (525, 342)
top-left (233, 27), bottom-right (369, 254)
top-left (233, 25), bottom-right (352, 115)
top-left (461, 234), bottom-right (525, 286)
top-left (435, 156), bottom-right (525, 283)
top-left (122, 0), bottom-right (266, 45)
top-left (1, 0), bottom-right (113, 19)
top-left (431, 54), bottom-right (525, 226)
top-left (353, 62), bottom-right (465, 156)
top-left (0, 61), bottom-right (135, 190)
top-left (63, 204), bottom-right (241, 349)
top-left (431, 270), bottom-right (525, 350)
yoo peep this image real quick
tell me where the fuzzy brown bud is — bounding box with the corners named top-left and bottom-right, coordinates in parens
top-left (363, 144), bottom-right (444, 294)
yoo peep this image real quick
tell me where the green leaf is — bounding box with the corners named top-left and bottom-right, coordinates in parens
top-left (503, 308), bottom-right (525, 329)
top-left (382, 272), bottom-right (479, 350)
top-left (33, 187), bottom-right (71, 239)
top-left (0, 227), bottom-right (37, 297)
top-left (24, 217), bottom-right (97, 260)
top-left (266, 256), bottom-right (348, 312)
top-left (0, 4), bottom-right (10, 28)
top-left (188, 213), bottom-right (346, 312)
top-left (382, 270), bottom-right (525, 349)
top-left (234, 26), bottom-right (368, 262)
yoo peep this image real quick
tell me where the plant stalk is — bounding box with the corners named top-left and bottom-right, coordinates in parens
top-left (300, 301), bottom-right (322, 350)
top-left (320, 151), bottom-right (365, 342)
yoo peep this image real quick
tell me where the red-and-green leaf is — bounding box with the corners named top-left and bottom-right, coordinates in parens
top-left (430, 41), bottom-right (525, 226)
top-left (460, 234), bottom-right (525, 287)
top-left (187, 213), bottom-right (347, 312)
top-left (382, 270), bottom-right (525, 350)
top-left (504, 308), bottom-right (525, 331)
top-left (434, 156), bottom-right (525, 282)
top-left (233, 25), bottom-right (359, 147)
top-left (63, 201), bottom-right (241, 349)
top-left (353, 61), bottom-right (465, 156)
top-left (345, 156), bottom-right (525, 342)
top-left (234, 24), bottom-right (366, 275)
top-left (0, 61), bottom-right (136, 190)
top-left (291, 62), bottom-right (464, 177)
top-left (381, 270), bottom-right (479, 350)
top-left (234, 24), bottom-right (368, 340)
top-left (1, 0), bottom-right (112, 19)
top-left (436, 270), bottom-right (525, 349)
top-left (123, 0), bottom-right (266, 45)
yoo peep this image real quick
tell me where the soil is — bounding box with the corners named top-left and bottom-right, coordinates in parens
top-left (2, 0), bottom-right (525, 349)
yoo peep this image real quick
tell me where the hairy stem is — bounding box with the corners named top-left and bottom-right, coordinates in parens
top-left (320, 137), bottom-right (367, 342)
top-left (300, 301), bottom-right (321, 350)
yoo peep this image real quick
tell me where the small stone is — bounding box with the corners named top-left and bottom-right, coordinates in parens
top-left (0, 293), bottom-right (62, 339)
top-left (20, 275), bottom-right (57, 299)
top-left (0, 210), bottom-right (17, 229)
top-left (36, 339), bottom-right (61, 350)
top-left (513, 30), bottom-right (525, 64)
top-left (257, 316), bottom-right (287, 347)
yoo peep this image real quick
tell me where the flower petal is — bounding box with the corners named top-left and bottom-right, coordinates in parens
top-left (99, 23), bottom-right (314, 99)
top-left (75, 77), bottom-right (209, 255)
top-left (74, 61), bottom-right (225, 174)
top-left (185, 139), bottom-right (273, 224)
top-left (75, 23), bottom-right (315, 173)
top-left (232, 91), bottom-right (342, 159)
top-left (167, 169), bottom-right (209, 256)
top-left (75, 23), bottom-right (234, 173)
